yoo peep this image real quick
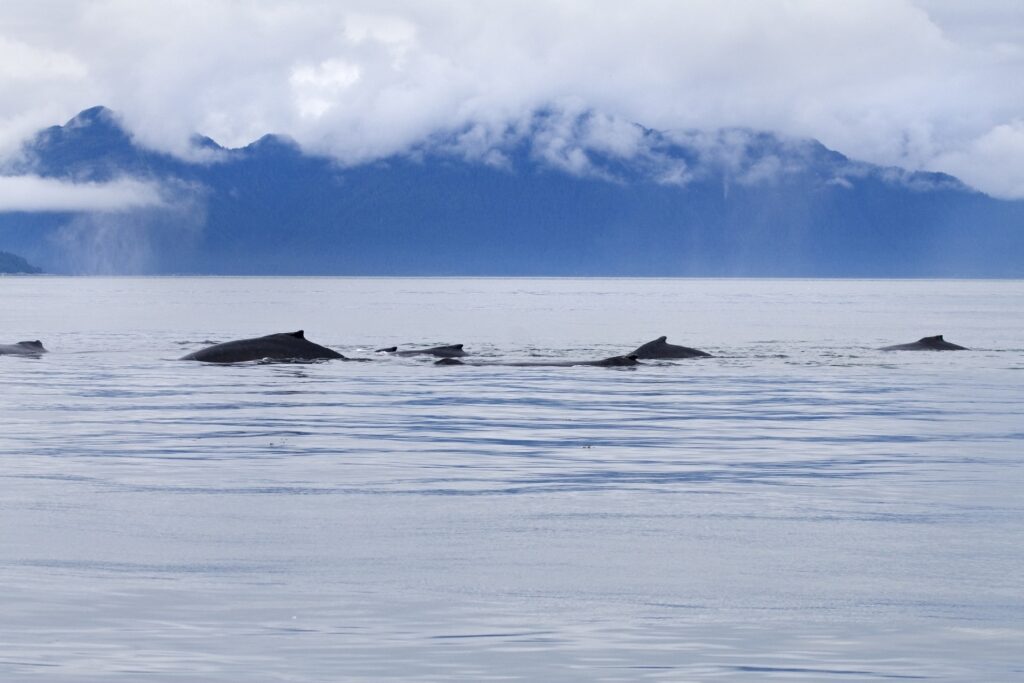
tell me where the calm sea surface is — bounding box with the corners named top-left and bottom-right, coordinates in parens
top-left (1, 277), bottom-right (1023, 682)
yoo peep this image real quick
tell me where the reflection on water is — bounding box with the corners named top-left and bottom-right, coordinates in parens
top-left (1, 277), bottom-right (1023, 681)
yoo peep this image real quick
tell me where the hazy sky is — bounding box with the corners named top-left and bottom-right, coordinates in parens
top-left (1, 0), bottom-right (1022, 198)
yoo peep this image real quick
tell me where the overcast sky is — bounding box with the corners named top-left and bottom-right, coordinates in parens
top-left (1, 0), bottom-right (1023, 198)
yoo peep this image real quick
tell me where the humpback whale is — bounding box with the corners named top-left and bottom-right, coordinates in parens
top-left (377, 344), bottom-right (466, 358)
top-left (880, 335), bottom-right (968, 351)
top-left (435, 354), bottom-right (640, 367)
top-left (0, 340), bottom-right (46, 356)
top-left (180, 331), bottom-right (345, 363)
top-left (630, 336), bottom-right (711, 359)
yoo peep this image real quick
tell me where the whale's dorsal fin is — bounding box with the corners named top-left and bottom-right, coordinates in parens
top-left (628, 354), bottom-right (639, 361)
top-left (288, 330), bottom-right (305, 339)
top-left (656, 336), bottom-right (667, 343)
top-left (19, 340), bottom-right (43, 348)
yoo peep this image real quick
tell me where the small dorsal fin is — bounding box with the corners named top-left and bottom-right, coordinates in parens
top-left (19, 340), bottom-right (43, 348)
top-left (376, 346), bottom-right (398, 353)
top-left (627, 354), bottom-right (639, 360)
top-left (657, 336), bottom-right (667, 342)
top-left (289, 330), bottom-right (305, 339)
top-left (452, 344), bottom-right (464, 349)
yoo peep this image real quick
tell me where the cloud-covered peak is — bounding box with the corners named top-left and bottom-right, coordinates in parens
top-left (18, 104), bottom-right (973, 200)
top-left (2, 1), bottom-right (1021, 195)
top-left (64, 105), bottom-right (118, 129)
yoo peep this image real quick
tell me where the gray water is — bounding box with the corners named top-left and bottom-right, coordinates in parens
top-left (1, 277), bottom-right (1023, 682)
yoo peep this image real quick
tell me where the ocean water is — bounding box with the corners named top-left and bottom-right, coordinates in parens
top-left (1, 276), bottom-right (1022, 682)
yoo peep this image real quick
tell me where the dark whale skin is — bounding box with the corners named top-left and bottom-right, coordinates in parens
top-left (435, 354), bottom-right (640, 367)
top-left (378, 344), bottom-right (466, 358)
top-left (630, 336), bottom-right (711, 359)
top-left (180, 331), bottom-right (344, 363)
top-left (0, 340), bottom-right (47, 355)
top-left (879, 335), bottom-right (968, 351)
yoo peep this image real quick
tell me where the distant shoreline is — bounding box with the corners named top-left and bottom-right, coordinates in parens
top-left (3, 274), bottom-right (1022, 282)
top-left (0, 250), bottom-right (42, 275)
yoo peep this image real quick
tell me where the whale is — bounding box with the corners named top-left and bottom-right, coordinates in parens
top-left (435, 354), bottom-right (640, 367)
top-left (630, 336), bottom-right (711, 359)
top-left (377, 344), bottom-right (466, 358)
top-left (180, 330), bottom-right (346, 363)
top-left (879, 335), bottom-right (968, 351)
top-left (0, 340), bottom-right (46, 356)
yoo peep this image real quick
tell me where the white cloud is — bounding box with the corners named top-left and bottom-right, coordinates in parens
top-left (0, 36), bottom-right (87, 81)
top-left (0, 35), bottom-right (94, 157)
top-left (290, 59), bottom-right (362, 119)
top-left (0, 175), bottom-right (164, 212)
top-left (932, 120), bottom-right (1024, 199)
top-left (737, 156), bottom-right (784, 186)
top-left (0, 1), bottom-right (1022, 196)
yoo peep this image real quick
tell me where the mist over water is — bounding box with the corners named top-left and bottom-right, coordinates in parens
top-left (1, 277), bottom-right (1023, 681)
top-left (46, 193), bottom-right (207, 275)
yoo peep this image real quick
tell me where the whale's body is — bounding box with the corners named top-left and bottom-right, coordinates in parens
top-left (630, 336), bottom-right (711, 359)
top-left (180, 331), bottom-right (344, 363)
top-left (436, 354), bottom-right (640, 367)
top-left (378, 344), bottom-right (466, 358)
top-left (0, 340), bottom-right (46, 356)
top-left (880, 335), bottom-right (968, 351)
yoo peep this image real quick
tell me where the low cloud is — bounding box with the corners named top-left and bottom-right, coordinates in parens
top-left (930, 120), bottom-right (1024, 199)
top-left (0, 175), bottom-right (164, 213)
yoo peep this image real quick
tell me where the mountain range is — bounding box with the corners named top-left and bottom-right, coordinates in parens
top-left (1, 106), bottom-right (1022, 276)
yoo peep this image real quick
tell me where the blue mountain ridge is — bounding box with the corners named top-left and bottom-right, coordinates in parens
top-left (1, 105), bottom-right (1021, 276)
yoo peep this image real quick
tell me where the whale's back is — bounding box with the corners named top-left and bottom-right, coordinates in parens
top-left (880, 334), bottom-right (968, 351)
top-left (631, 336), bottom-right (711, 359)
top-left (181, 331), bottom-right (343, 362)
top-left (0, 340), bottom-right (47, 355)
